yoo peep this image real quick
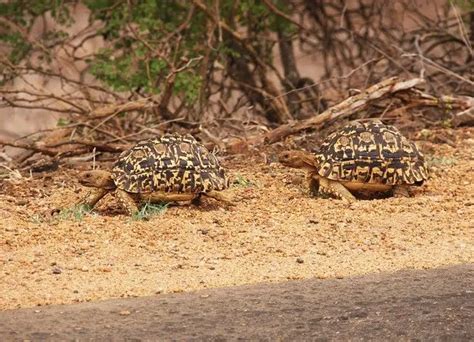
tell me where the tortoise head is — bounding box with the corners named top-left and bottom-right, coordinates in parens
top-left (278, 150), bottom-right (319, 171)
top-left (78, 170), bottom-right (116, 189)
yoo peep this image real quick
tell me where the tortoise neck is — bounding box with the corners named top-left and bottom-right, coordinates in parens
top-left (90, 170), bottom-right (116, 189)
top-left (103, 174), bottom-right (116, 190)
top-left (299, 151), bottom-right (320, 170)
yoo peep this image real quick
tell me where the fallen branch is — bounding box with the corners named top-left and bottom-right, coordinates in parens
top-left (88, 98), bottom-right (156, 119)
top-left (264, 77), bottom-right (421, 143)
top-left (45, 139), bottom-right (126, 153)
top-left (0, 138), bottom-right (58, 156)
top-left (223, 77), bottom-right (473, 152)
top-left (0, 137), bottom-right (126, 170)
top-left (452, 105), bottom-right (474, 127)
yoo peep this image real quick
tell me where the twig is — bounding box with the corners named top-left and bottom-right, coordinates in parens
top-left (223, 77), bottom-right (428, 150)
top-left (400, 53), bottom-right (474, 86)
top-left (261, 0), bottom-right (306, 31)
top-left (88, 98), bottom-right (156, 119)
top-left (267, 58), bottom-right (381, 101)
top-left (0, 138), bottom-right (58, 156)
top-left (265, 77), bottom-right (424, 143)
top-left (45, 139), bottom-right (124, 153)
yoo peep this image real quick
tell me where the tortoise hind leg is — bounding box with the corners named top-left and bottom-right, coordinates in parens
top-left (116, 189), bottom-right (139, 215)
top-left (319, 177), bottom-right (356, 202)
top-left (203, 191), bottom-right (234, 206)
top-left (393, 184), bottom-right (411, 198)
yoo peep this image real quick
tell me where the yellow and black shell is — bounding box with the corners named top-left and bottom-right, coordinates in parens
top-left (315, 120), bottom-right (428, 185)
top-left (111, 134), bottom-right (229, 193)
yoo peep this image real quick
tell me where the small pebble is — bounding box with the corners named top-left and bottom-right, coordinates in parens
top-left (52, 267), bottom-right (62, 275)
top-left (296, 258), bottom-right (304, 264)
top-left (119, 310), bottom-right (131, 316)
top-left (16, 199), bottom-right (28, 206)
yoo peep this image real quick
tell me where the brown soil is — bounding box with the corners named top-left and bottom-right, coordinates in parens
top-left (0, 128), bottom-right (473, 310)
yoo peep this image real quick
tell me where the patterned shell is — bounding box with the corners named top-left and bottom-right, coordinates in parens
top-left (111, 134), bottom-right (229, 193)
top-left (316, 120), bottom-right (429, 185)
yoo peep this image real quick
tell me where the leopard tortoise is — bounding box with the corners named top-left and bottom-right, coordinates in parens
top-left (78, 133), bottom-right (230, 214)
top-left (279, 120), bottom-right (429, 201)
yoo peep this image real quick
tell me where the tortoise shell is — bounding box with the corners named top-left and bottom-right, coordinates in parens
top-left (111, 134), bottom-right (229, 193)
top-left (315, 120), bottom-right (428, 185)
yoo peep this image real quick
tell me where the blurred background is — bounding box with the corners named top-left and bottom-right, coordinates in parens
top-left (0, 0), bottom-right (472, 149)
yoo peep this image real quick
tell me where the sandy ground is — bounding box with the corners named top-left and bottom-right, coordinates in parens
top-left (0, 128), bottom-right (473, 310)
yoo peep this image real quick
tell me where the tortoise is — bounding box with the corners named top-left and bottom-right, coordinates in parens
top-left (77, 133), bottom-right (231, 214)
top-left (278, 120), bottom-right (429, 201)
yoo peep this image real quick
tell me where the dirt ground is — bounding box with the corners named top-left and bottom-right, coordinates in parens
top-left (0, 127), bottom-right (473, 310)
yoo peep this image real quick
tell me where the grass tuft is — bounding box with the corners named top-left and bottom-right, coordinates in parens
top-left (426, 156), bottom-right (457, 168)
top-left (232, 174), bottom-right (256, 187)
top-left (58, 204), bottom-right (93, 221)
top-left (132, 202), bottom-right (168, 221)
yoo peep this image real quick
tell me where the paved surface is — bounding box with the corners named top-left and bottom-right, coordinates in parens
top-left (0, 264), bottom-right (472, 341)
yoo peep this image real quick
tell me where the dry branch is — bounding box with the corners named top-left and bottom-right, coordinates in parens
top-left (192, 0), bottom-right (292, 123)
top-left (45, 139), bottom-right (125, 153)
top-left (88, 99), bottom-right (156, 119)
top-left (0, 137), bottom-right (125, 169)
top-left (224, 77), bottom-right (473, 152)
top-left (265, 77), bottom-right (423, 143)
top-left (0, 138), bottom-right (58, 156)
top-left (452, 104), bottom-right (474, 127)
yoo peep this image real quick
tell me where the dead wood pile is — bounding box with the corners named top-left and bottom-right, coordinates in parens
top-left (0, 77), bottom-right (472, 176)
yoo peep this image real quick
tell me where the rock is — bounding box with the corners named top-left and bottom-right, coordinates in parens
top-left (52, 267), bottom-right (62, 274)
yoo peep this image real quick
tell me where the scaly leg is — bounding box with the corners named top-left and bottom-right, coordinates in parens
top-left (393, 184), bottom-right (411, 198)
top-left (307, 172), bottom-right (320, 196)
top-left (78, 188), bottom-right (109, 209)
top-left (203, 191), bottom-right (234, 206)
top-left (319, 177), bottom-right (356, 202)
top-left (116, 189), bottom-right (139, 215)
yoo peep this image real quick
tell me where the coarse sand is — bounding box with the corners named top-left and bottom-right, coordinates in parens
top-left (0, 128), bottom-right (472, 310)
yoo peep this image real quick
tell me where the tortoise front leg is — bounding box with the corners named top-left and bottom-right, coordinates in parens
top-left (78, 188), bottom-right (109, 209)
top-left (116, 189), bottom-right (139, 215)
top-left (307, 172), bottom-right (320, 196)
top-left (393, 184), bottom-right (411, 198)
top-left (319, 177), bottom-right (356, 202)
